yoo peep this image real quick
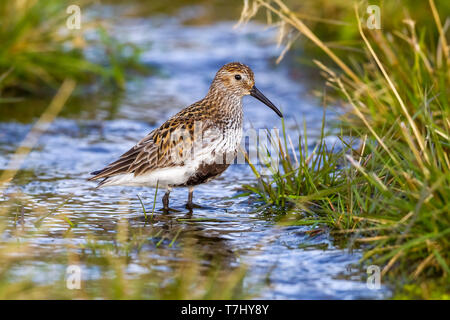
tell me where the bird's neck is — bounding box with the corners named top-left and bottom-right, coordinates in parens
top-left (205, 86), bottom-right (243, 126)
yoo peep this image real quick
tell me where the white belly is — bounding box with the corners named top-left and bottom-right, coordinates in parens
top-left (98, 164), bottom-right (198, 188)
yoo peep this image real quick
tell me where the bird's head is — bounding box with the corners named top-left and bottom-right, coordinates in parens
top-left (210, 62), bottom-right (283, 117)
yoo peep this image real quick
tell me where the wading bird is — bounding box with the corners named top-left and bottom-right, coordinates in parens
top-left (89, 62), bottom-right (282, 210)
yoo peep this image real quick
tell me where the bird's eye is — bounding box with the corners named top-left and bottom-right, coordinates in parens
top-left (235, 74), bottom-right (242, 80)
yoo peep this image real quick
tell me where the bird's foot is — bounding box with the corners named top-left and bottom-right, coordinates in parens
top-left (162, 207), bottom-right (181, 213)
top-left (186, 202), bottom-right (202, 210)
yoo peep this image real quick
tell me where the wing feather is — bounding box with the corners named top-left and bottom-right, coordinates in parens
top-left (88, 101), bottom-right (212, 183)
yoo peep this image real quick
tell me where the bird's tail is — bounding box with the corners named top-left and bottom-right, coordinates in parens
top-left (87, 169), bottom-right (109, 188)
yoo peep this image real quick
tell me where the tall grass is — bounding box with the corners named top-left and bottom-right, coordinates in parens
top-left (240, 0), bottom-right (449, 298)
top-left (0, 0), bottom-right (144, 96)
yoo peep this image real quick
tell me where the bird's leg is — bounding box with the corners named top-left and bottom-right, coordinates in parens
top-left (162, 187), bottom-right (171, 211)
top-left (186, 186), bottom-right (194, 209)
top-left (186, 187), bottom-right (203, 210)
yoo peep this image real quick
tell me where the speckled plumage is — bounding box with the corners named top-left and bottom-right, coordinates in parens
top-left (89, 62), bottom-right (282, 210)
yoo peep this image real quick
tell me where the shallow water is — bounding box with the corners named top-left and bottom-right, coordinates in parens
top-left (0, 5), bottom-right (389, 299)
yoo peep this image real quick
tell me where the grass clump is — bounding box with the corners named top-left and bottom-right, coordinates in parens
top-left (0, 0), bottom-right (145, 96)
top-left (240, 0), bottom-right (450, 297)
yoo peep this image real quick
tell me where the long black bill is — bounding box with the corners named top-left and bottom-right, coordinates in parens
top-left (250, 86), bottom-right (283, 118)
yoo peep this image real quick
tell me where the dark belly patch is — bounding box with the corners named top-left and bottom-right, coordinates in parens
top-left (183, 162), bottom-right (230, 186)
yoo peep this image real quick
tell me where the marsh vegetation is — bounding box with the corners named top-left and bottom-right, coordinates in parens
top-left (240, 0), bottom-right (449, 298)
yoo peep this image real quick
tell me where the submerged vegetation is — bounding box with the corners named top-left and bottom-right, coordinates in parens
top-left (240, 0), bottom-right (449, 298)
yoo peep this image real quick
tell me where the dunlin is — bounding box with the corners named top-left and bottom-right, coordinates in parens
top-left (89, 62), bottom-right (282, 210)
